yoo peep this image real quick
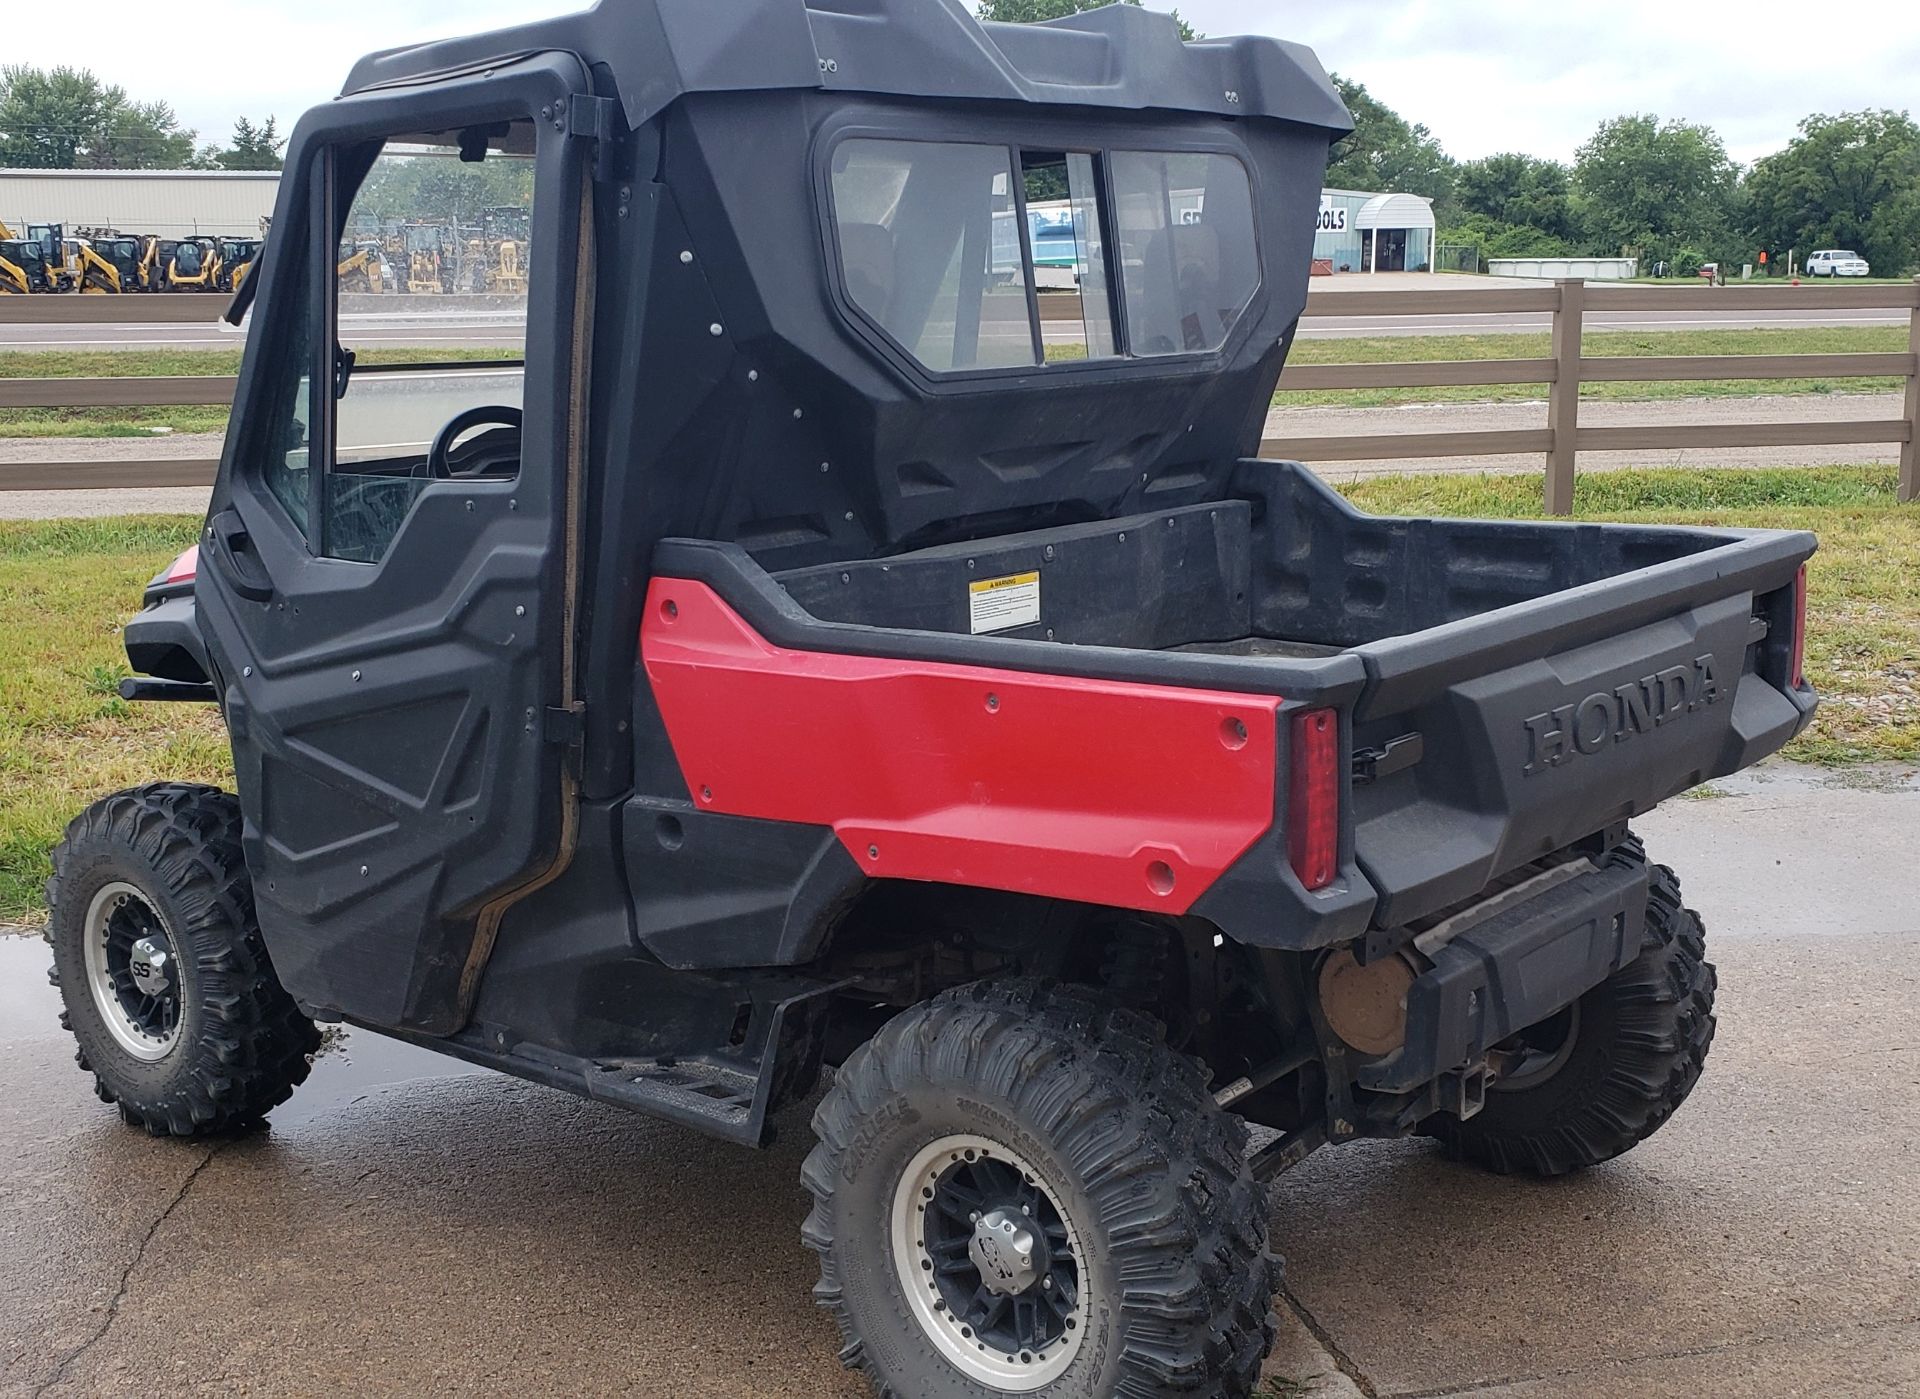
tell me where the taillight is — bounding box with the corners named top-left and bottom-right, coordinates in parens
top-left (1287, 708), bottom-right (1341, 892)
top-left (1790, 565), bottom-right (1808, 691)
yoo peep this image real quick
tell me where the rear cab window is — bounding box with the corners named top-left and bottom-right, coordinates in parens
top-left (827, 137), bottom-right (1259, 375)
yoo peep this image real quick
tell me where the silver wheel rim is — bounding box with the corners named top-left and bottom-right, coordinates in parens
top-left (82, 882), bottom-right (184, 1063)
top-left (889, 1133), bottom-right (1089, 1391)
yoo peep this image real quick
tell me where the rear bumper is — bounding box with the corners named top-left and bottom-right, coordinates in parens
top-left (1358, 856), bottom-right (1650, 1093)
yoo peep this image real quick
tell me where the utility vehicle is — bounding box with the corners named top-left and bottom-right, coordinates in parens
top-left (47, 2), bottom-right (1817, 1394)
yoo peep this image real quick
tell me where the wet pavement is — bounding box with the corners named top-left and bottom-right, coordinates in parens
top-left (3, 764), bottom-right (1917, 1398)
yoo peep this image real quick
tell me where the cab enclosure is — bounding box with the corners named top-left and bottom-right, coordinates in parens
top-left (126, 0), bottom-right (1815, 1153)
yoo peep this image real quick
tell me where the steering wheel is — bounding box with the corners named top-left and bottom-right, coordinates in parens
top-left (428, 405), bottom-right (523, 479)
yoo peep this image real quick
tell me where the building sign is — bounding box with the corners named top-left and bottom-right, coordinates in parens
top-left (1316, 197), bottom-right (1348, 234)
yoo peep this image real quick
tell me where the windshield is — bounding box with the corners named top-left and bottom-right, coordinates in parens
top-left (829, 137), bottom-right (1259, 374)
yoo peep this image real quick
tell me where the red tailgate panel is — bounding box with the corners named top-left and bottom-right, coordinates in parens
top-left (640, 579), bottom-right (1280, 914)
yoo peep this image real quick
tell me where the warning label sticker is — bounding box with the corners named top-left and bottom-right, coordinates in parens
top-left (968, 571), bottom-right (1042, 635)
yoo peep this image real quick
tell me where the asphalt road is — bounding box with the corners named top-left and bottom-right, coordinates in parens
top-left (2, 302), bottom-right (1912, 352)
top-left (3, 761), bottom-right (1918, 1398)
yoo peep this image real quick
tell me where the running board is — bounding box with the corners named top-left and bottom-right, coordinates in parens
top-left (363, 977), bottom-right (849, 1149)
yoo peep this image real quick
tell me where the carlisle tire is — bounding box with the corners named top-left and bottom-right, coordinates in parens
top-left (802, 979), bottom-right (1278, 1397)
top-left (46, 784), bottom-right (320, 1137)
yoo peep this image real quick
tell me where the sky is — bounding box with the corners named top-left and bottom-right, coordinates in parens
top-left (7, 0), bottom-right (1920, 168)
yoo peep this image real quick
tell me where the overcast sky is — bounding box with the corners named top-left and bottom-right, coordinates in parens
top-left (9, 0), bottom-right (1918, 167)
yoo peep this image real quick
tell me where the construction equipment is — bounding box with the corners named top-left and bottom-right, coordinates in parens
top-left (219, 238), bottom-right (265, 293)
top-left (336, 239), bottom-right (388, 294)
top-left (69, 237), bottom-right (141, 293)
top-left (398, 222), bottom-right (451, 293)
top-left (0, 237), bottom-right (51, 293)
top-left (159, 237), bottom-right (223, 292)
top-left (44, 6), bottom-right (1820, 1396)
top-left (27, 225), bottom-right (79, 291)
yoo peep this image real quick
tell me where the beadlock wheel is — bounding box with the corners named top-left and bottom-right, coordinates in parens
top-left (81, 881), bottom-right (184, 1062)
top-left (889, 1133), bottom-right (1089, 1391)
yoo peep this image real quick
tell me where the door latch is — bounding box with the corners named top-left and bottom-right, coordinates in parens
top-left (1352, 732), bottom-right (1423, 784)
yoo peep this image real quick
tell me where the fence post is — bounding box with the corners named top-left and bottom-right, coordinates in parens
top-left (1901, 276), bottom-right (1920, 504)
top-left (1545, 278), bottom-right (1584, 515)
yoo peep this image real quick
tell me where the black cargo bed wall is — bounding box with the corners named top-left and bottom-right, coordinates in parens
top-left (769, 465), bottom-right (1750, 658)
top-left (776, 499), bottom-right (1254, 651)
top-left (1232, 464), bottom-right (1743, 649)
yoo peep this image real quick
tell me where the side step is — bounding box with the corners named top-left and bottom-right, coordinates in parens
top-left (582, 1056), bottom-right (765, 1142)
top-left (367, 978), bottom-right (849, 1149)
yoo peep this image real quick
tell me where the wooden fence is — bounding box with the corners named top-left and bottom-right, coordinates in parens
top-left (4, 279), bottom-right (1918, 507)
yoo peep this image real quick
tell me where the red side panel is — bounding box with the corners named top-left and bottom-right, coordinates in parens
top-left (640, 579), bottom-right (1280, 915)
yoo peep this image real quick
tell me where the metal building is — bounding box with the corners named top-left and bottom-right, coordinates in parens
top-left (1314, 188), bottom-right (1435, 273)
top-left (0, 169), bottom-right (280, 239)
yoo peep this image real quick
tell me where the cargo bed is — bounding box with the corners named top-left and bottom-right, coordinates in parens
top-left (653, 461), bottom-right (1816, 944)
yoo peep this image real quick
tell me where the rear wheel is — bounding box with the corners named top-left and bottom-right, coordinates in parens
top-left (803, 979), bottom-right (1278, 1397)
top-left (1427, 837), bottom-right (1715, 1176)
top-left (47, 784), bottom-right (320, 1137)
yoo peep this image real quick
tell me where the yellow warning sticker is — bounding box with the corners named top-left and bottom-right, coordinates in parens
top-left (968, 571), bottom-right (1042, 635)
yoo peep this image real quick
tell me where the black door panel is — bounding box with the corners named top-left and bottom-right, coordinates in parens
top-left (195, 58), bottom-right (590, 1035)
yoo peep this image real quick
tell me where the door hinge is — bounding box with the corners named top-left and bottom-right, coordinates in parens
top-left (568, 94), bottom-right (624, 181)
top-left (1352, 732), bottom-right (1423, 785)
top-left (544, 702), bottom-right (587, 746)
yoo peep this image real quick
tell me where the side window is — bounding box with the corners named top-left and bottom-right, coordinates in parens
top-left (1110, 151), bottom-right (1259, 356)
top-left (325, 123), bottom-right (537, 562)
top-left (261, 234), bottom-right (314, 534)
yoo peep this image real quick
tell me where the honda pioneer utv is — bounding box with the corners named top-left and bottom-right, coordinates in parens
top-left (47, 2), bottom-right (1817, 1394)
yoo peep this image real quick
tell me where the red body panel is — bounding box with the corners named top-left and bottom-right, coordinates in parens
top-left (640, 579), bottom-right (1281, 914)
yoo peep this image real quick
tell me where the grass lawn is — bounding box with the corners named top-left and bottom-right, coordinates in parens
top-left (0, 467), bottom-right (1913, 922)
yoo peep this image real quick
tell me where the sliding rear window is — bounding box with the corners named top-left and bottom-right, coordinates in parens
top-left (827, 137), bottom-right (1258, 375)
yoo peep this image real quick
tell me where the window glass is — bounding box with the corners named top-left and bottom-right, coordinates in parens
top-left (259, 233), bottom-right (313, 534)
top-left (1110, 151), bottom-right (1259, 356)
top-left (1022, 151), bottom-right (1116, 362)
top-left (830, 139), bottom-right (1038, 372)
top-left (324, 126), bottom-right (535, 562)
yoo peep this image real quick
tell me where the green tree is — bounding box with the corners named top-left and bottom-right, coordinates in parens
top-left (1438, 212), bottom-right (1579, 272)
top-left (977, 0), bottom-right (1198, 43)
top-left (0, 65), bottom-right (197, 169)
top-left (1572, 114), bottom-right (1738, 269)
top-left (1455, 152), bottom-right (1575, 241)
top-left (211, 117), bottom-right (286, 172)
top-left (1324, 76), bottom-right (1456, 211)
top-left (1745, 110), bottom-right (1920, 276)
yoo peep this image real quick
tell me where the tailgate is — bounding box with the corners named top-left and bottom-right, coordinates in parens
top-left (1348, 528), bottom-right (1816, 925)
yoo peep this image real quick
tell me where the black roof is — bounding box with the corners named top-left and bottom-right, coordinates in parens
top-left (343, 0), bottom-right (1352, 137)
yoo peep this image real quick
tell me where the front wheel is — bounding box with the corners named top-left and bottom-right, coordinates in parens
top-left (803, 979), bottom-right (1278, 1397)
top-left (47, 784), bottom-right (320, 1136)
top-left (1427, 836), bottom-right (1715, 1176)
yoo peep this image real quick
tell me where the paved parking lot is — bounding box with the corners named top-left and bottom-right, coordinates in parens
top-left (3, 764), bottom-right (1917, 1398)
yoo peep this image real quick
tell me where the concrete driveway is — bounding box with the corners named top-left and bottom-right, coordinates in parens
top-left (3, 763), bottom-right (1917, 1399)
